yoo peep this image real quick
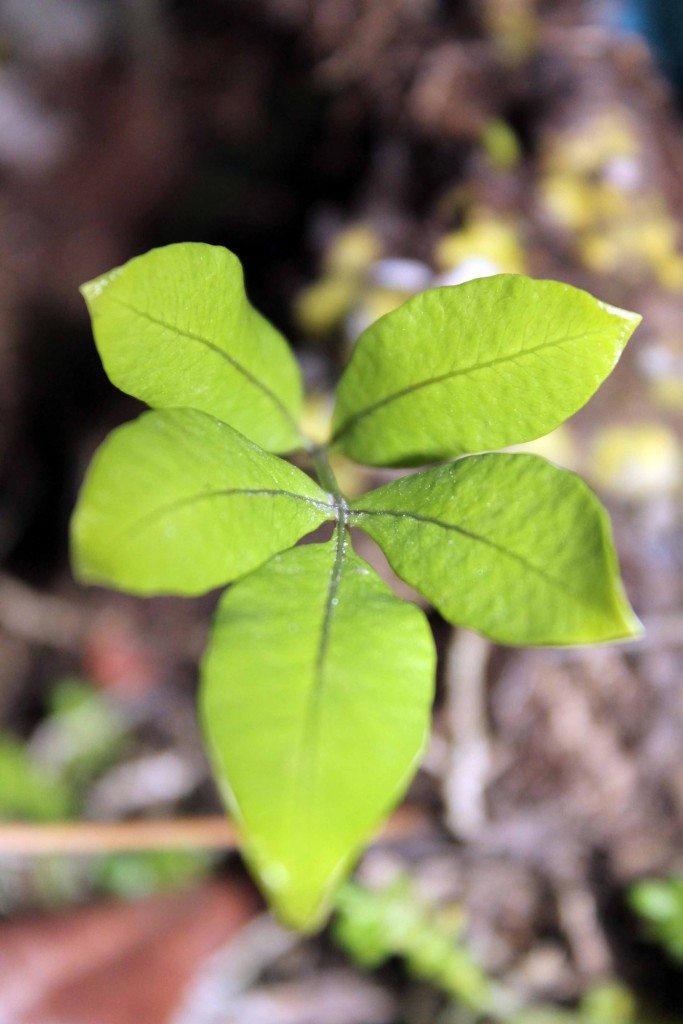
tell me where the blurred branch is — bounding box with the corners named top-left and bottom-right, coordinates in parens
top-left (0, 817), bottom-right (237, 854)
top-left (0, 804), bottom-right (427, 856)
top-left (443, 629), bottom-right (492, 839)
top-left (0, 573), bottom-right (86, 652)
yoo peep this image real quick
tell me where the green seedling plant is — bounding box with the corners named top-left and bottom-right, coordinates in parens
top-left (334, 880), bottom-right (640, 1023)
top-left (71, 242), bottom-right (641, 931)
top-left (334, 877), bottom-right (495, 1014)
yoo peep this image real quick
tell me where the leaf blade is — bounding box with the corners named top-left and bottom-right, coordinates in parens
top-left (201, 537), bottom-right (436, 930)
top-left (82, 243), bottom-right (304, 452)
top-left (71, 408), bottom-right (334, 596)
top-left (350, 454), bottom-right (641, 645)
top-left (332, 275), bottom-right (641, 466)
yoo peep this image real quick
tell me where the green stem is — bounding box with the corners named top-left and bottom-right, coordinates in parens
top-left (310, 444), bottom-right (345, 503)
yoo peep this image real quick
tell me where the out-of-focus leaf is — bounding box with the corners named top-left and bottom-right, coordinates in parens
top-left (0, 734), bottom-right (73, 822)
top-left (629, 877), bottom-right (683, 962)
top-left (581, 981), bottom-right (635, 1024)
top-left (38, 678), bottom-right (127, 785)
top-left (94, 850), bottom-right (214, 900)
top-left (333, 878), bottom-right (492, 1012)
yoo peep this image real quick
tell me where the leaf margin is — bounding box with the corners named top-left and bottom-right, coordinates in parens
top-left (331, 274), bottom-right (642, 467)
top-left (199, 531), bottom-right (436, 931)
top-left (81, 241), bottom-right (305, 453)
top-left (349, 452), bottom-right (642, 646)
top-left (71, 407), bottom-right (335, 597)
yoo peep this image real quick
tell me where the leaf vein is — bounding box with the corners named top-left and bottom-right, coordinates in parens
top-left (334, 330), bottom-right (607, 441)
top-left (111, 298), bottom-right (300, 436)
top-left (314, 512), bottom-right (348, 690)
top-left (116, 488), bottom-right (336, 542)
top-left (351, 507), bottom-right (585, 602)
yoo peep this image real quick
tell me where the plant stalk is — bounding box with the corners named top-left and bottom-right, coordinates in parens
top-left (310, 444), bottom-right (345, 504)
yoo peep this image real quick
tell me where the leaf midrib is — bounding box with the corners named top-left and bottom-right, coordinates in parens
top-left (288, 518), bottom-right (349, 863)
top-left (111, 299), bottom-right (300, 436)
top-left (313, 516), bottom-right (348, 690)
top-left (333, 329), bottom-right (608, 442)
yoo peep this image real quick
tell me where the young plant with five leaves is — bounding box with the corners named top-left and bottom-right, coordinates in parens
top-left (71, 242), bottom-right (641, 930)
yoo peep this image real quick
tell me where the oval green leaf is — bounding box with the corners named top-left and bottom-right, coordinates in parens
top-left (350, 453), bottom-right (641, 645)
top-left (332, 275), bottom-right (641, 466)
top-left (81, 243), bottom-right (304, 453)
top-left (201, 535), bottom-right (435, 930)
top-left (71, 408), bottom-right (334, 596)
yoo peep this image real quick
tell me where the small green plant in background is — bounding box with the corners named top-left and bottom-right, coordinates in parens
top-left (629, 877), bottom-right (683, 963)
top-left (333, 879), bottom-right (645, 1023)
top-left (507, 983), bottom-right (637, 1024)
top-left (0, 734), bottom-right (74, 823)
top-left (0, 677), bottom-right (214, 910)
top-left (0, 677), bottom-right (124, 827)
top-left (71, 242), bottom-right (641, 930)
top-left (334, 876), bottom-right (495, 1014)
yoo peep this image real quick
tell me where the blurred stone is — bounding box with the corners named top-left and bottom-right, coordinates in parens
top-left (589, 422), bottom-right (681, 500)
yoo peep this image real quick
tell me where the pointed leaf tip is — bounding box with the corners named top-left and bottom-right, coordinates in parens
top-left (80, 242), bottom-right (304, 453)
top-left (332, 275), bottom-right (641, 466)
top-left (201, 539), bottom-right (436, 930)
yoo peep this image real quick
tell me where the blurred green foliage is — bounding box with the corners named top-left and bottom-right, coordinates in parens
top-left (41, 676), bottom-right (128, 788)
top-left (0, 734), bottom-right (73, 822)
top-left (333, 878), bottom-right (681, 1024)
top-left (93, 848), bottom-right (214, 901)
top-left (510, 983), bottom-right (634, 1024)
top-left (629, 877), bottom-right (683, 962)
top-left (333, 876), bottom-right (494, 1014)
top-left (0, 677), bottom-right (213, 907)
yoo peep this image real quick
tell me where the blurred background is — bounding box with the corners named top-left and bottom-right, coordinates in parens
top-left (2, 1), bottom-right (683, 1021)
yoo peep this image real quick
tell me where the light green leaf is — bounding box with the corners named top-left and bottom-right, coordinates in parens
top-left (71, 408), bottom-right (334, 596)
top-left (0, 734), bottom-right (74, 822)
top-left (81, 243), bottom-right (304, 453)
top-left (200, 535), bottom-right (435, 930)
top-left (332, 275), bottom-right (641, 466)
top-left (350, 454), bottom-right (641, 645)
